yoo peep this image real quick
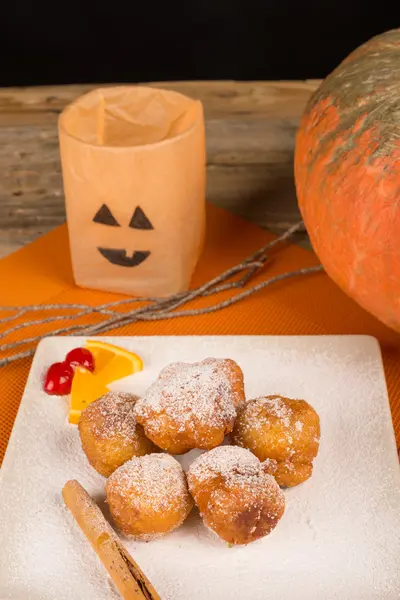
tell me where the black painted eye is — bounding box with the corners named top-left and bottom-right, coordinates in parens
top-left (93, 204), bottom-right (120, 227)
top-left (129, 206), bottom-right (154, 230)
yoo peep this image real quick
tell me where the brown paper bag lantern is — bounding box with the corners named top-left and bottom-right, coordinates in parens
top-left (58, 86), bottom-right (206, 297)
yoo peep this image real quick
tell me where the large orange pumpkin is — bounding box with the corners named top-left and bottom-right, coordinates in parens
top-left (295, 29), bottom-right (400, 331)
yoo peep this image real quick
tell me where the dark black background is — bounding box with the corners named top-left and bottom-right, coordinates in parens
top-left (0, 2), bottom-right (398, 86)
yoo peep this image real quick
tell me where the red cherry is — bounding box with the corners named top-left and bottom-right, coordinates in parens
top-left (65, 347), bottom-right (95, 372)
top-left (44, 362), bottom-right (74, 395)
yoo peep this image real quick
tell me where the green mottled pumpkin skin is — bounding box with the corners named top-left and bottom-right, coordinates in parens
top-left (295, 29), bottom-right (400, 331)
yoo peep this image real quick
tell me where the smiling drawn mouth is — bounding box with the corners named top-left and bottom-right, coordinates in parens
top-left (97, 248), bottom-right (150, 267)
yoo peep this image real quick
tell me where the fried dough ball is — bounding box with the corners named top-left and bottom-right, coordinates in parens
top-left (79, 392), bottom-right (157, 477)
top-left (187, 445), bottom-right (285, 545)
top-left (232, 395), bottom-right (320, 487)
top-left (106, 453), bottom-right (194, 540)
top-left (135, 358), bottom-right (245, 454)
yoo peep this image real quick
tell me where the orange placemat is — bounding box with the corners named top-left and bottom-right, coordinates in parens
top-left (1, 204), bottom-right (400, 463)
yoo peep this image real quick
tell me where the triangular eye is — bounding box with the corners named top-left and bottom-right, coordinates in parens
top-left (93, 204), bottom-right (120, 227)
top-left (129, 206), bottom-right (154, 230)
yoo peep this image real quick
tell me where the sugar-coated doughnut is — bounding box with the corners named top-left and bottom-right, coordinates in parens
top-left (187, 445), bottom-right (285, 545)
top-left (232, 395), bottom-right (320, 487)
top-left (79, 392), bottom-right (157, 477)
top-left (106, 453), bottom-right (193, 540)
top-left (135, 358), bottom-right (245, 454)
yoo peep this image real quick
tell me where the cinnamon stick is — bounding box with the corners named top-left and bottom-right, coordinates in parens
top-left (62, 479), bottom-right (160, 600)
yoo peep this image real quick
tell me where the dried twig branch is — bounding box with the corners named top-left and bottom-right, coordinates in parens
top-left (0, 221), bottom-right (322, 367)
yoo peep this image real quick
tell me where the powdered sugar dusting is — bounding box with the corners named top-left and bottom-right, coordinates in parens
top-left (258, 395), bottom-right (293, 421)
top-left (188, 445), bottom-right (278, 496)
top-left (234, 396), bottom-right (295, 438)
top-left (190, 445), bottom-right (258, 480)
top-left (134, 358), bottom-right (241, 446)
top-left (83, 391), bottom-right (139, 440)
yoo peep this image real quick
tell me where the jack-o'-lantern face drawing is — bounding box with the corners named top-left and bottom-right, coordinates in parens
top-left (92, 204), bottom-right (153, 268)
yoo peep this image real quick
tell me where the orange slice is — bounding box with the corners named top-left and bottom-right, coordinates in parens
top-left (69, 367), bottom-right (109, 424)
top-left (68, 341), bottom-right (143, 424)
top-left (85, 340), bottom-right (144, 372)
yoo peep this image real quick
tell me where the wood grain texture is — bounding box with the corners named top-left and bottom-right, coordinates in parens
top-left (0, 81), bottom-right (320, 258)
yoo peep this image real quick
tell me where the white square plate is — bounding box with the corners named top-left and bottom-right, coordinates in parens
top-left (0, 335), bottom-right (399, 600)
